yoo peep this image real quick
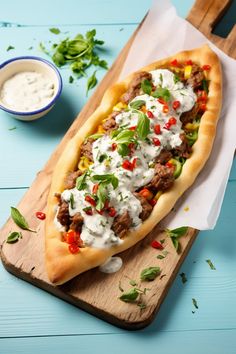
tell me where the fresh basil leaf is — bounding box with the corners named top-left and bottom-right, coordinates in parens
top-left (152, 87), bottom-right (171, 101)
top-left (136, 112), bottom-right (150, 140)
top-left (69, 75), bottom-right (74, 84)
top-left (10, 207), bottom-right (36, 233)
top-left (159, 73), bottom-right (163, 85)
top-left (52, 51), bottom-right (66, 67)
top-left (171, 237), bottom-right (179, 251)
top-left (6, 45), bottom-right (15, 51)
top-left (98, 60), bottom-right (108, 69)
top-left (140, 267), bottom-right (161, 281)
top-left (119, 288), bottom-right (139, 303)
top-left (168, 226), bottom-right (188, 238)
top-left (114, 129), bottom-right (135, 144)
top-left (91, 174), bottom-right (119, 190)
top-left (141, 79), bottom-right (152, 95)
top-left (6, 231), bottom-right (22, 244)
top-left (87, 133), bottom-right (103, 141)
top-left (86, 71), bottom-right (97, 95)
top-left (76, 173), bottom-right (87, 191)
top-left (206, 259), bottom-right (216, 270)
top-left (70, 193), bottom-right (75, 209)
top-left (129, 100), bottom-right (146, 110)
top-left (98, 154), bottom-right (108, 163)
top-left (96, 184), bottom-right (107, 211)
top-left (66, 39), bottom-right (88, 57)
top-left (156, 255), bottom-right (165, 260)
top-left (49, 28), bottom-right (61, 35)
top-left (117, 143), bottom-right (129, 157)
top-left (173, 74), bottom-right (180, 84)
top-left (86, 29), bottom-right (96, 40)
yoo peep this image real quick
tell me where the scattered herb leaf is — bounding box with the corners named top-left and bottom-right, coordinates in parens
top-left (160, 239), bottom-right (165, 244)
top-left (118, 280), bottom-right (124, 292)
top-left (138, 303), bottom-right (147, 310)
top-left (202, 79), bottom-right (209, 94)
top-left (76, 173), bottom-right (87, 191)
top-left (129, 279), bottom-right (137, 286)
top-left (141, 79), bottom-right (152, 95)
top-left (166, 226), bottom-right (188, 252)
top-left (140, 266), bottom-right (161, 281)
top-left (70, 193), bottom-right (75, 209)
top-left (180, 272), bottom-right (187, 284)
top-left (8, 126), bottom-right (16, 131)
top-left (157, 255), bottom-right (165, 260)
top-left (69, 75), bottom-right (74, 83)
top-left (88, 133), bottom-right (103, 141)
top-left (91, 174), bottom-right (118, 189)
top-left (113, 129), bottom-right (135, 145)
top-left (6, 231), bottom-right (22, 244)
top-left (49, 27), bottom-right (61, 35)
top-left (10, 207), bottom-right (36, 233)
top-left (136, 112), bottom-right (150, 140)
top-left (173, 74), bottom-right (180, 84)
top-left (129, 100), bottom-right (146, 110)
top-left (152, 87), bottom-right (171, 101)
top-left (192, 298), bottom-right (199, 309)
top-left (96, 183), bottom-right (107, 211)
top-left (6, 45), bottom-right (15, 51)
top-left (86, 70), bottom-right (97, 95)
top-left (119, 288), bottom-right (139, 303)
top-left (206, 259), bottom-right (216, 270)
top-left (160, 274), bottom-right (167, 280)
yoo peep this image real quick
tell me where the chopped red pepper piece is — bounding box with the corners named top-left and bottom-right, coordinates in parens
top-left (172, 100), bottom-right (180, 110)
top-left (186, 60), bottom-right (193, 65)
top-left (122, 158), bottom-right (137, 171)
top-left (164, 122), bottom-right (171, 130)
top-left (153, 138), bottom-right (161, 146)
top-left (158, 98), bottom-right (166, 105)
top-left (35, 211), bottom-right (46, 220)
top-left (168, 117), bottom-right (177, 125)
top-left (129, 126), bottom-right (137, 131)
top-left (197, 90), bottom-right (207, 103)
top-left (68, 243), bottom-right (80, 254)
top-left (132, 157), bottom-right (137, 169)
top-left (85, 195), bottom-right (96, 206)
top-left (147, 110), bottom-right (154, 118)
top-left (65, 230), bottom-right (79, 244)
top-left (104, 200), bottom-right (110, 210)
top-left (199, 103), bottom-right (207, 111)
top-left (151, 240), bottom-right (164, 250)
top-left (128, 142), bottom-right (135, 154)
top-left (202, 64), bottom-right (211, 71)
top-left (154, 124), bottom-right (161, 135)
top-left (170, 59), bottom-right (178, 66)
top-left (96, 209), bottom-right (104, 215)
top-left (149, 199), bottom-right (157, 206)
top-left (83, 207), bottom-right (93, 216)
top-left (108, 207), bottom-right (116, 217)
top-left (111, 143), bottom-right (117, 151)
top-left (92, 183), bottom-right (99, 194)
top-left (139, 188), bottom-right (153, 200)
top-left (166, 161), bottom-right (174, 168)
top-left (162, 104), bottom-right (169, 113)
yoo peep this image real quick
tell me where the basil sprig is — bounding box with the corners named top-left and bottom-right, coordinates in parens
top-left (86, 70), bottom-right (97, 95)
top-left (91, 174), bottom-right (118, 189)
top-left (119, 288), bottom-right (139, 302)
top-left (166, 226), bottom-right (188, 252)
top-left (136, 112), bottom-right (150, 140)
top-left (113, 129), bottom-right (135, 144)
top-left (76, 172), bottom-right (87, 191)
top-left (129, 100), bottom-right (145, 110)
top-left (96, 184), bottom-right (107, 211)
top-left (91, 174), bottom-right (118, 211)
top-left (152, 87), bottom-right (171, 101)
top-left (6, 231), bottom-right (22, 244)
top-left (141, 79), bottom-right (152, 95)
top-left (140, 267), bottom-right (161, 281)
top-left (10, 207), bottom-right (36, 233)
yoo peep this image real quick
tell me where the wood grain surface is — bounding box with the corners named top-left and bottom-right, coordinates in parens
top-left (0, 0), bottom-right (234, 330)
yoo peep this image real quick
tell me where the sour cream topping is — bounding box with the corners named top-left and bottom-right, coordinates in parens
top-left (56, 69), bottom-right (196, 249)
top-left (0, 71), bottom-right (55, 112)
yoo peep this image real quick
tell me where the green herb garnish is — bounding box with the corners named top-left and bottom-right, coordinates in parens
top-left (173, 74), bottom-right (180, 84)
top-left (49, 28), bottom-right (61, 35)
top-left (119, 288), bottom-right (139, 303)
top-left (6, 45), bottom-right (15, 51)
top-left (140, 266), bottom-right (161, 281)
top-left (192, 298), bottom-right (199, 309)
top-left (206, 259), bottom-right (216, 270)
top-left (141, 79), bottom-right (152, 95)
top-left (6, 231), bottom-right (22, 244)
top-left (113, 129), bottom-right (135, 144)
top-left (98, 154), bottom-right (108, 163)
top-left (86, 70), bottom-right (97, 95)
top-left (91, 173), bottom-right (118, 189)
top-left (8, 126), bottom-right (16, 131)
top-left (10, 207), bottom-right (36, 233)
top-left (136, 112), bottom-right (150, 140)
top-left (180, 272), bottom-right (187, 284)
top-left (70, 193), bottom-right (75, 209)
top-left (129, 279), bottom-right (137, 286)
top-left (202, 79), bottom-right (209, 94)
top-left (96, 184), bottom-right (107, 211)
top-left (76, 173), bottom-right (87, 191)
top-left (129, 100), bottom-right (146, 110)
top-left (166, 226), bottom-right (188, 252)
top-left (152, 87), bottom-right (171, 101)
top-left (69, 75), bottom-right (74, 83)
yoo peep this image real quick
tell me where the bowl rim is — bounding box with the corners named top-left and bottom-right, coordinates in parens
top-left (0, 56), bottom-right (63, 116)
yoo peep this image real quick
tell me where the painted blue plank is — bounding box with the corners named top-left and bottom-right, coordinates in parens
top-left (0, 0), bottom-right (151, 26)
top-left (1, 329), bottom-right (236, 354)
top-left (0, 179), bottom-right (236, 337)
top-left (0, 25), bottom-right (136, 188)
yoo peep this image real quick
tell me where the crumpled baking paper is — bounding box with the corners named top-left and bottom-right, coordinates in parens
top-left (119, 0), bottom-right (236, 230)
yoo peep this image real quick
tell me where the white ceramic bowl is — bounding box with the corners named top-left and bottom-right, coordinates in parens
top-left (0, 56), bottom-right (62, 121)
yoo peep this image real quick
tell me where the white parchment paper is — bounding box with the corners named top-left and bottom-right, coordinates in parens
top-left (119, 0), bottom-right (236, 230)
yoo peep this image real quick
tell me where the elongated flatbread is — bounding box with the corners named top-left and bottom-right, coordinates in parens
top-left (45, 44), bottom-right (222, 285)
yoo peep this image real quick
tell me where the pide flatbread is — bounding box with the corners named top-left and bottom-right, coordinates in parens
top-left (45, 44), bottom-right (222, 285)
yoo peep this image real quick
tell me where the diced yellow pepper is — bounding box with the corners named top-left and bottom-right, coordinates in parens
top-left (97, 124), bottom-right (105, 133)
top-left (184, 65), bottom-right (192, 79)
top-left (154, 191), bottom-right (162, 201)
top-left (185, 122), bottom-right (200, 131)
top-left (113, 102), bottom-right (127, 111)
top-left (78, 156), bottom-right (92, 171)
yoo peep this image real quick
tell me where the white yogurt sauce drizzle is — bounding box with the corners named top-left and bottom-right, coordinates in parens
top-left (55, 69), bottom-right (196, 249)
top-left (99, 257), bottom-right (123, 273)
top-left (0, 71), bottom-right (55, 112)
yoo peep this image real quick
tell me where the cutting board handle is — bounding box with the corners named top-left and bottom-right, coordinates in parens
top-left (187, 0), bottom-right (236, 58)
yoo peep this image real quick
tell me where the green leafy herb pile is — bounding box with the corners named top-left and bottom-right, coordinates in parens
top-left (40, 29), bottom-right (108, 94)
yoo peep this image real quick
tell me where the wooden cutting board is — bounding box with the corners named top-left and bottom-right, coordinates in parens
top-left (0, 0), bottom-right (235, 330)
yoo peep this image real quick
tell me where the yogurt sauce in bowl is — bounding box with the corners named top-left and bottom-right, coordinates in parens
top-left (0, 56), bottom-right (62, 121)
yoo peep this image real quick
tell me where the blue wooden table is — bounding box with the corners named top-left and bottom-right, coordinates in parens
top-left (0, 1), bottom-right (235, 353)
